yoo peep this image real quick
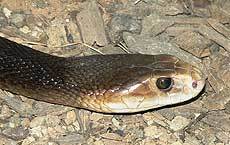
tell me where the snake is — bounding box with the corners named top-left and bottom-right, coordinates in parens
top-left (0, 36), bottom-right (205, 113)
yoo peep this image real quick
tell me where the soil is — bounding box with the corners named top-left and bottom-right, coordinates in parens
top-left (0, 0), bottom-right (229, 145)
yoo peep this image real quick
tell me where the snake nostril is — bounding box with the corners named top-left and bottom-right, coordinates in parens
top-left (192, 81), bottom-right (198, 88)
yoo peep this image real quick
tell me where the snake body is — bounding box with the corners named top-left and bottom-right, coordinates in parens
top-left (0, 36), bottom-right (205, 113)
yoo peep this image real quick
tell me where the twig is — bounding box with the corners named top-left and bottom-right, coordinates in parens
top-left (117, 42), bottom-right (131, 54)
top-left (82, 43), bottom-right (104, 55)
top-left (134, 0), bottom-right (146, 5)
top-left (22, 41), bottom-right (47, 47)
top-left (22, 41), bottom-right (104, 55)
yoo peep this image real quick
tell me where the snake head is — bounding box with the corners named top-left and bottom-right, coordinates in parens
top-left (100, 55), bottom-right (206, 113)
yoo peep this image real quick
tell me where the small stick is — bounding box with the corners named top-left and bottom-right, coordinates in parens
top-left (117, 42), bottom-right (131, 54)
top-left (23, 41), bottom-right (104, 55)
top-left (82, 43), bottom-right (104, 55)
top-left (134, 0), bottom-right (145, 5)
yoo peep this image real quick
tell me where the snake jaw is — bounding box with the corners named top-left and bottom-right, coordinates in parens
top-left (94, 63), bottom-right (206, 113)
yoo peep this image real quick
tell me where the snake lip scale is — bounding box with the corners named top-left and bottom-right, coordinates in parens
top-left (0, 36), bottom-right (206, 113)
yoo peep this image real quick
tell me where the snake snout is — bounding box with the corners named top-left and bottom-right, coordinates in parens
top-left (189, 66), bottom-right (206, 96)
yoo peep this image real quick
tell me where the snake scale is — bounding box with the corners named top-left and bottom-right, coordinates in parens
top-left (0, 36), bottom-right (205, 113)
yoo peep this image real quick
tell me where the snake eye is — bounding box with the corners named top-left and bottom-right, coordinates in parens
top-left (156, 77), bottom-right (174, 91)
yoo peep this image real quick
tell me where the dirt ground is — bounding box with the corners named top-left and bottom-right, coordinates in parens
top-left (0, 0), bottom-right (229, 145)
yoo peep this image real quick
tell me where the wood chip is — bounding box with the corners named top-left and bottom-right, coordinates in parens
top-left (197, 24), bottom-right (230, 53)
top-left (207, 18), bottom-right (230, 40)
top-left (76, 0), bottom-right (108, 46)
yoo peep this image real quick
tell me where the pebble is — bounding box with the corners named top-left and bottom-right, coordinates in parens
top-left (53, 132), bottom-right (85, 144)
top-left (21, 118), bottom-right (30, 128)
top-left (30, 115), bottom-right (60, 128)
top-left (183, 133), bottom-right (202, 145)
top-left (47, 127), bottom-right (56, 138)
top-left (109, 14), bottom-right (142, 43)
top-left (90, 112), bottom-right (104, 122)
top-left (46, 115), bottom-right (60, 127)
top-left (10, 13), bottom-right (26, 27)
top-left (143, 112), bottom-right (168, 126)
top-left (48, 142), bottom-right (59, 145)
top-left (66, 125), bottom-right (75, 132)
top-left (8, 115), bottom-right (21, 128)
top-left (3, 7), bottom-right (12, 18)
top-left (1, 93), bottom-right (34, 117)
top-left (93, 140), bottom-right (105, 145)
top-left (141, 138), bottom-right (157, 145)
top-left (159, 131), bottom-right (177, 144)
top-left (111, 117), bottom-right (121, 129)
top-left (171, 141), bottom-right (183, 145)
top-left (72, 120), bottom-right (81, 131)
top-left (32, 102), bottom-right (71, 116)
top-left (172, 31), bottom-right (212, 57)
top-left (0, 11), bottom-right (8, 27)
top-left (216, 131), bottom-right (230, 144)
top-left (2, 126), bottom-right (29, 140)
top-left (0, 105), bottom-right (13, 120)
top-left (169, 116), bottom-right (190, 131)
top-left (20, 26), bottom-right (32, 34)
top-left (9, 122), bottom-right (16, 128)
top-left (100, 133), bottom-right (122, 141)
top-left (224, 100), bottom-right (230, 114)
top-left (202, 111), bottom-right (230, 132)
top-left (163, 3), bottom-right (184, 16)
top-left (30, 116), bottom-right (46, 128)
top-left (0, 136), bottom-right (17, 145)
top-left (65, 110), bottom-right (77, 125)
top-left (32, 0), bottom-right (49, 8)
top-left (101, 139), bottom-right (124, 145)
top-left (30, 126), bottom-right (43, 137)
top-left (41, 126), bottom-right (48, 136)
top-left (21, 136), bottom-right (36, 145)
top-left (53, 125), bottom-right (66, 134)
top-left (46, 24), bottom-right (68, 47)
top-left (87, 137), bottom-right (95, 145)
top-left (144, 126), bottom-right (163, 138)
top-left (65, 22), bottom-right (82, 44)
top-left (216, 143), bottom-right (225, 145)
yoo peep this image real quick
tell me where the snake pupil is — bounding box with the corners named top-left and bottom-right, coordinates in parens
top-left (156, 77), bottom-right (173, 91)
